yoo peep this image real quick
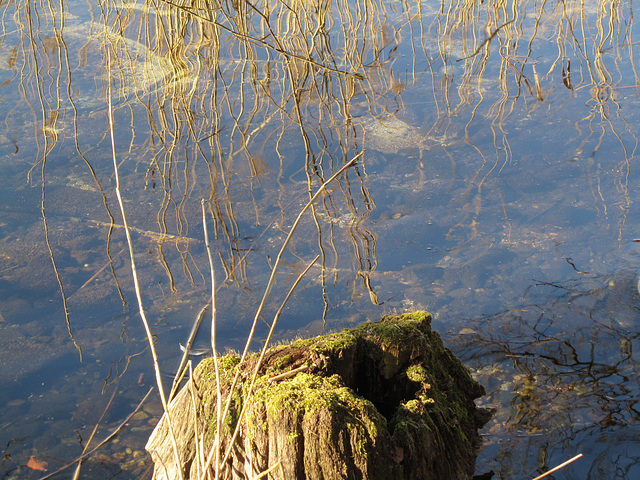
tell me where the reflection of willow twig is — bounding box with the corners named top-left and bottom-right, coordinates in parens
top-left (41, 205), bottom-right (84, 359)
top-left (74, 151), bottom-right (126, 304)
top-left (22, 0), bottom-right (83, 361)
top-left (97, 0), bottom-right (394, 306)
top-left (101, 347), bottom-right (148, 394)
top-left (434, 0), bottom-right (638, 244)
top-left (455, 19), bottom-right (515, 63)
top-left (12, 0), bottom-right (128, 350)
top-left (158, 0), bottom-right (362, 78)
top-left (577, 3), bottom-right (637, 224)
top-left (347, 197), bottom-right (379, 305)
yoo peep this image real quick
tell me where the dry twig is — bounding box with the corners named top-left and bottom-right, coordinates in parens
top-left (530, 454), bottom-right (583, 480)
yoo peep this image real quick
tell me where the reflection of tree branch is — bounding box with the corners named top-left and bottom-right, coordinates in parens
top-left (158, 0), bottom-right (362, 78)
top-left (451, 273), bottom-right (640, 448)
top-left (455, 19), bottom-right (515, 62)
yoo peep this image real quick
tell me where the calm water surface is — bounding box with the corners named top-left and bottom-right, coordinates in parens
top-left (1, 0), bottom-right (639, 477)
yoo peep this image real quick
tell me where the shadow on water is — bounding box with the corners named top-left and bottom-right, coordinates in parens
top-left (0, 0), bottom-right (640, 476)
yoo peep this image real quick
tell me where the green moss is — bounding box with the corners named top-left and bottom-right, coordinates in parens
top-left (291, 329), bottom-right (359, 354)
top-left (218, 352), bottom-right (241, 371)
top-left (193, 354), bottom-right (246, 442)
top-left (264, 353), bottom-right (292, 376)
top-left (406, 365), bottom-right (428, 383)
top-left (248, 371), bottom-right (384, 455)
top-left (346, 421), bottom-right (369, 458)
top-left (352, 311), bottom-right (431, 345)
top-left (198, 353), bottom-right (241, 384)
top-left (255, 373), bottom-right (337, 417)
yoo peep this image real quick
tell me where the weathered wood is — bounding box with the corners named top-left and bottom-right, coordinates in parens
top-left (146, 311), bottom-right (492, 479)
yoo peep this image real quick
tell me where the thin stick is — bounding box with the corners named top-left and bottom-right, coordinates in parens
top-left (530, 454), bottom-right (583, 480)
top-left (38, 388), bottom-right (154, 480)
top-left (241, 155), bottom-right (361, 364)
top-left (200, 155), bottom-right (359, 479)
top-left (71, 387), bottom-right (117, 480)
top-left (267, 364), bottom-right (309, 383)
top-left (251, 461), bottom-right (281, 480)
top-left (211, 254), bottom-right (319, 475)
top-left (105, 50), bottom-right (184, 480)
top-left (187, 361), bottom-right (205, 480)
top-left (170, 297), bottom-right (211, 400)
top-left (71, 247), bottom-right (126, 295)
top-left (201, 198), bottom-right (222, 479)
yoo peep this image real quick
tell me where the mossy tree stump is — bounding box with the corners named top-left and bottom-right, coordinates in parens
top-left (146, 311), bottom-right (491, 479)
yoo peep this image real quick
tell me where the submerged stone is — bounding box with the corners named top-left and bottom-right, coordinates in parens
top-left (362, 116), bottom-right (452, 156)
top-left (146, 311), bottom-right (491, 479)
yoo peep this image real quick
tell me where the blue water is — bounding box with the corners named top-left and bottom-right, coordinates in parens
top-left (1, 0), bottom-right (640, 477)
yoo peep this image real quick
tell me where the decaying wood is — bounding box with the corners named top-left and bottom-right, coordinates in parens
top-left (146, 311), bottom-right (492, 480)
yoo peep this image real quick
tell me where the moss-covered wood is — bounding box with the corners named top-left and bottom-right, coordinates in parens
top-left (146, 311), bottom-right (492, 479)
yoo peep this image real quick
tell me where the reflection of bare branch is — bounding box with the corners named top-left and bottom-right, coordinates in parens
top-left (447, 269), bottom-right (640, 474)
top-left (4, 0), bottom-right (638, 335)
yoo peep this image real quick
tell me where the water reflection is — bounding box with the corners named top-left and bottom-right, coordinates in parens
top-left (0, 0), bottom-right (640, 476)
top-left (448, 265), bottom-right (640, 478)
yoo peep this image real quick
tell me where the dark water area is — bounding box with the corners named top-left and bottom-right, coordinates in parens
top-left (1, 0), bottom-right (640, 477)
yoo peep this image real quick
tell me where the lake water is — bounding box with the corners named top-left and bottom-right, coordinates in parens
top-left (1, 0), bottom-right (640, 477)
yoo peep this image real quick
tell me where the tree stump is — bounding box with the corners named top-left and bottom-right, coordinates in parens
top-left (146, 311), bottom-right (492, 479)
